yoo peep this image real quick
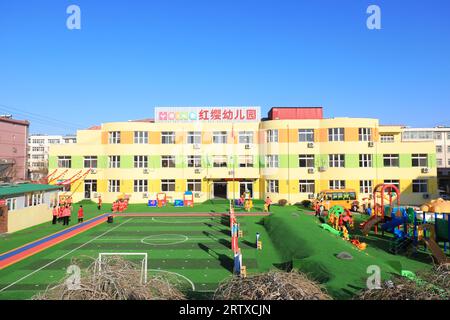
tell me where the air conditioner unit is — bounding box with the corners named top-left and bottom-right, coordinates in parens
top-left (143, 192), bottom-right (149, 198)
top-left (421, 168), bottom-right (430, 174)
top-left (423, 193), bottom-right (430, 199)
top-left (318, 166), bottom-right (327, 172)
top-left (245, 144), bottom-right (251, 149)
top-left (307, 168), bottom-right (315, 174)
top-left (194, 168), bottom-right (201, 174)
top-left (143, 168), bottom-right (149, 174)
top-left (307, 142), bottom-right (314, 148)
top-left (308, 193), bottom-right (315, 199)
top-left (92, 192), bottom-right (98, 198)
top-left (368, 141), bottom-right (374, 147)
top-left (193, 144), bottom-right (200, 149)
top-left (194, 192), bottom-right (201, 198)
top-left (90, 169), bottom-right (97, 174)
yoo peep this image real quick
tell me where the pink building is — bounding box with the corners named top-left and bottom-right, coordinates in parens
top-left (0, 116), bottom-right (30, 182)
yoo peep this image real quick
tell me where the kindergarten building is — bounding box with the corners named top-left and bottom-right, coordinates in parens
top-left (47, 107), bottom-right (438, 205)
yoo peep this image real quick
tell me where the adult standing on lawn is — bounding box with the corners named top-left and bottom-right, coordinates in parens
top-left (63, 205), bottom-right (71, 226)
top-left (52, 205), bottom-right (58, 224)
top-left (97, 195), bottom-right (102, 210)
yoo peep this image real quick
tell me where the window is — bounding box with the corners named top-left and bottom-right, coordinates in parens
top-left (412, 154), bottom-right (428, 167)
top-left (436, 145), bottom-right (443, 153)
top-left (267, 129), bottom-right (278, 143)
top-left (161, 155), bottom-right (176, 168)
top-left (161, 131), bottom-right (175, 144)
top-left (239, 155), bottom-right (254, 168)
top-left (108, 180), bottom-right (120, 192)
top-left (187, 131), bottom-right (201, 144)
top-left (298, 129), bottom-right (314, 142)
top-left (58, 156), bottom-right (71, 168)
top-left (448, 146), bottom-right (450, 153)
top-left (109, 155), bottom-right (120, 168)
top-left (213, 155), bottom-right (228, 167)
top-left (437, 159), bottom-right (443, 166)
top-left (267, 180), bottom-right (279, 193)
top-left (434, 132), bottom-right (442, 140)
top-left (213, 131), bottom-right (227, 144)
top-left (298, 154), bottom-right (315, 168)
top-left (329, 180), bottom-right (346, 190)
top-left (48, 139), bottom-right (61, 144)
top-left (109, 131), bottom-right (121, 144)
top-left (265, 155), bottom-right (279, 168)
top-left (359, 128), bottom-right (372, 141)
top-left (359, 154), bottom-right (373, 168)
top-left (329, 154), bottom-right (345, 167)
top-left (384, 180), bottom-right (400, 191)
top-left (187, 155), bottom-right (202, 168)
top-left (412, 179), bottom-right (428, 193)
top-left (32, 146), bottom-right (45, 152)
top-left (187, 179), bottom-right (202, 192)
top-left (25, 192), bottom-right (44, 207)
top-left (328, 128), bottom-right (344, 142)
top-left (299, 180), bottom-right (315, 193)
top-left (448, 132), bottom-right (450, 140)
top-left (380, 135), bottom-right (394, 143)
top-left (84, 156), bottom-right (98, 168)
top-left (134, 155), bottom-right (148, 168)
top-left (31, 139), bottom-right (45, 144)
top-left (239, 131), bottom-right (253, 144)
top-left (134, 131), bottom-right (148, 144)
top-left (161, 179), bottom-right (175, 192)
top-left (383, 154), bottom-right (399, 167)
top-left (31, 154), bottom-right (44, 160)
top-left (6, 198), bottom-right (17, 211)
top-left (360, 180), bottom-right (373, 193)
top-left (134, 180), bottom-right (148, 192)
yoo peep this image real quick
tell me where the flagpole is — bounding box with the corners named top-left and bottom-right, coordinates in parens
top-left (232, 123), bottom-right (236, 206)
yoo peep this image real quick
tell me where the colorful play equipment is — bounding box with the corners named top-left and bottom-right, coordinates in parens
top-left (184, 191), bottom-right (194, 207)
top-left (156, 192), bottom-right (167, 207)
top-left (319, 205), bottom-right (366, 250)
top-left (360, 183), bottom-right (400, 236)
top-left (243, 192), bottom-right (253, 212)
top-left (357, 184), bottom-right (450, 264)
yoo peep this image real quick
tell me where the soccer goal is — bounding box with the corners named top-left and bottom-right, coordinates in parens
top-left (97, 252), bottom-right (148, 284)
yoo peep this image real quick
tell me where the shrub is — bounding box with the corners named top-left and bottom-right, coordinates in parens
top-left (278, 199), bottom-right (288, 206)
top-left (300, 200), bottom-right (312, 208)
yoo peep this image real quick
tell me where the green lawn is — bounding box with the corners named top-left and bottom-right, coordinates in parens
top-left (0, 201), bottom-right (443, 300)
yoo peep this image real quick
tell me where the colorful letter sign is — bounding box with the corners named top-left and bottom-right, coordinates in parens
top-left (155, 107), bottom-right (260, 123)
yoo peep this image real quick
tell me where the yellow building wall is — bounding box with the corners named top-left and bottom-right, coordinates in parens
top-left (8, 205), bottom-right (53, 233)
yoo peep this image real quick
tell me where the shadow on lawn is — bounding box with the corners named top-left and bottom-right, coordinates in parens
top-left (202, 231), bottom-right (231, 248)
top-left (198, 243), bottom-right (233, 271)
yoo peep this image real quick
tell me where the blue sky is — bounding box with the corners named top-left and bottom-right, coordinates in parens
top-left (0, 0), bottom-right (449, 134)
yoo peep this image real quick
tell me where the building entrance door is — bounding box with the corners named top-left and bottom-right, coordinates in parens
top-left (84, 180), bottom-right (97, 199)
top-left (240, 181), bottom-right (253, 198)
top-left (213, 182), bottom-right (227, 199)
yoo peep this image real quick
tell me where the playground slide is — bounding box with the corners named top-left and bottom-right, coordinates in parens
top-left (423, 238), bottom-right (450, 265)
top-left (320, 223), bottom-right (342, 236)
top-left (361, 216), bottom-right (383, 236)
top-left (381, 218), bottom-right (405, 233)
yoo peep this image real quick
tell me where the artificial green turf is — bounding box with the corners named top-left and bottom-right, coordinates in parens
top-left (0, 201), bottom-right (444, 300)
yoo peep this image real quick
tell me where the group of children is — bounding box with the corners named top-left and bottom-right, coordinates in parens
top-left (237, 193), bottom-right (272, 212)
top-left (51, 203), bottom-right (84, 226)
top-left (111, 198), bottom-right (129, 213)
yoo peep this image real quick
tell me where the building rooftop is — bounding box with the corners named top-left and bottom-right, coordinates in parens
top-left (0, 116), bottom-right (30, 126)
top-left (0, 183), bottom-right (61, 198)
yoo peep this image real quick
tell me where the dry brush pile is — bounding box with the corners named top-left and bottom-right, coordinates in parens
top-left (33, 256), bottom-right (186, 300)
top-left (356, 264), bottom-right (450, 300)
top-left (213, 270), bottom-right (332, 300)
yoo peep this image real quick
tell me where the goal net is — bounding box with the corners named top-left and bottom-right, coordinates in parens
top-left (96, 252), bottom-right (148, 284)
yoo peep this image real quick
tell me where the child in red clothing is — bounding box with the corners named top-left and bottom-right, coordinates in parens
top-left (78, 205), bottom-right (84, 223)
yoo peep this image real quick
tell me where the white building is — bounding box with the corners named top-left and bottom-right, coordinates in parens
top-left (402, 126), bottom-right (450, 194)
top-left (28, 134), bottom-right (77, 180)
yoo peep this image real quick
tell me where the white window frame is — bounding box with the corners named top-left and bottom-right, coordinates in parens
top-left (383, 154), bottom-right (399, 167)
top-left (359, 154), bottom-right (373, 168)
top-left (265, 155), bottom-right (279, 168)
top-left (108, 180), bottom-right (120, 192)
top-left (299, 180), bottom-right (315, 193)
top-left (212, 131), bottom-right (228, 144)
top-left (187, 179), bottom-right (202, 192)
top-left (58, 156), bottom-right (71, 168)
top-left (134, 131), bottom-right (148, 144)
top-left (187, 155), bottom-right (202, 168)
top-left (134, 179), bottom-right (148, 192)
top-left (412, 154), bottom-right (428, 167)
top-left (329, 154), bottom-right (345, 168)
top-left (213, 155), bottom-right (228, 168)
top-left (108, 131), bottom-right (121, 144)
top-left (84, 156), bottom-right (98, 169)
top-left (161, 179), bottom-right (176, 192)
top-left (6, 198), bottom-right (17, 211)
top-left (358, 128), bottom-right (372, 141)
top-left (360, 180), bottom-right (373, 194)
top-left (328, 128), bottom-right (344, 142)
top-left (266, 180), bottom-right (279, 193)
top-left (239, 131), bottom-right (253, 144)
top-left (161, 131), bottom-right (175, 144)
top-left (267, 129), bottom-right (279, 143)
top-left (161, 155), bottom-right (176, 168)
top-left (109, 155), bottom-right (120, 168)
top-left (298, 154), bottom-right (315, 168)
top-left (134, 155), bottom-right (148, 168)
top-left (239, 155), bottom-right (254, 168)
top-left (412, 179), bottom-right (428, 193)
top-left (298, 129), bottom-right (314, 142)
top-left (329, 180), bottom-right (346, 190)
top-left (187, 131), bottom-right (201, 144)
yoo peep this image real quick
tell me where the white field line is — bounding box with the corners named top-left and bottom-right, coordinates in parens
top-left (0, 218), bottom-right (134, 293)
top-left (148, 269), bottom-right (195, 291)
top-left (94, 237), bottom-right (215, 241)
